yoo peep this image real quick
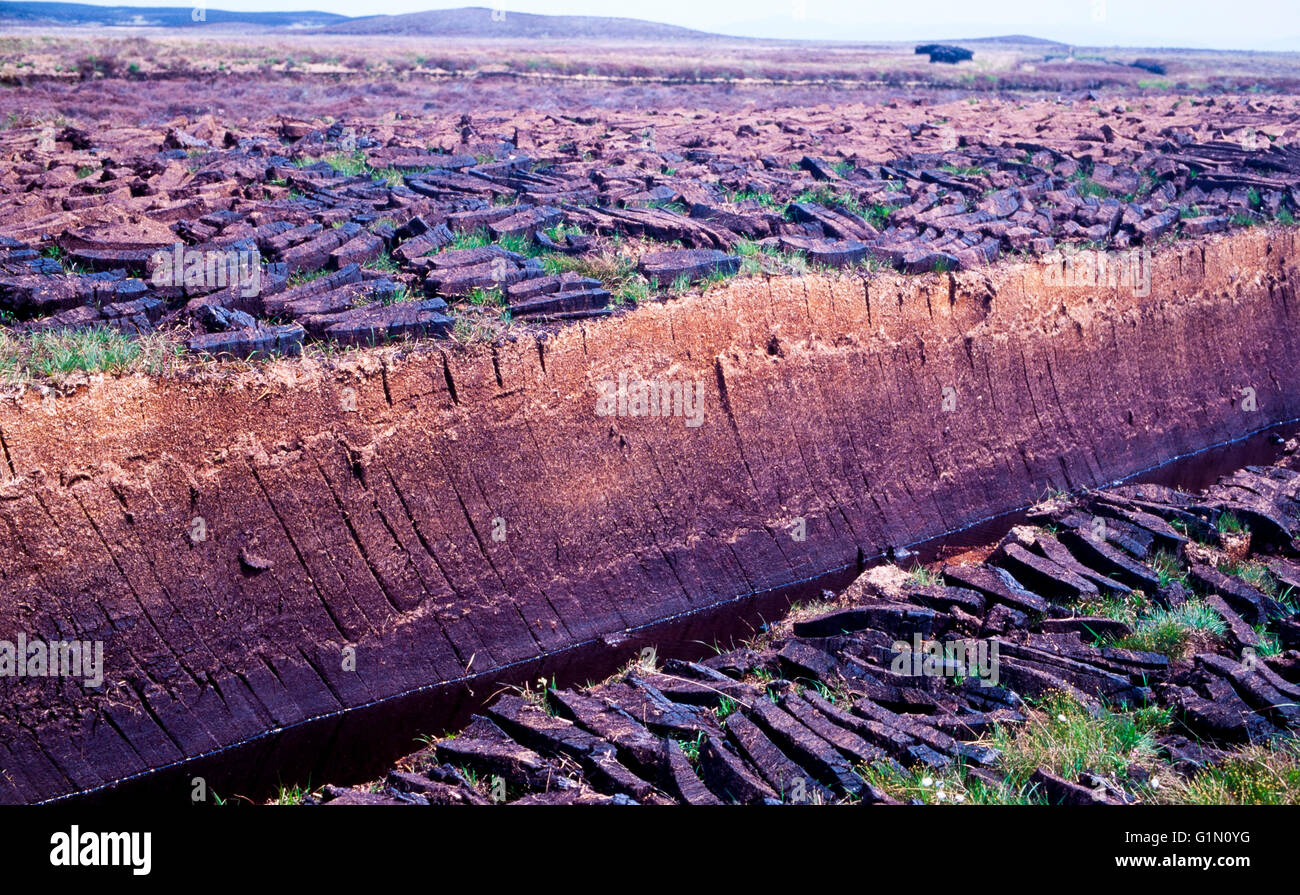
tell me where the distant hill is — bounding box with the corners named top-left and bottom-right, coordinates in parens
top-left (958, 34), bottom-right (1069, 47)
top-left (323, 6), bottom-right (721, 40)
top-left (0, 3), bottom-right (720, 39)
top-left (0, 1), bottom-right (346, 29)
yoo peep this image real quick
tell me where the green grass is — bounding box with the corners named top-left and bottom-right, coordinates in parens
top-left (39, 244), bottom-right (86, 276)
top-left (543, 222), bottom-right (584, 243)
top-left (442, 231), bottom-right (656, 306)
top-left (995, 693), bottom-right (1171, 790)
top-left (295, 149), bottom-right (369, 176)
top-left (648, 199), bottom-right (689, 216)
top-left (495, 232), bottom-right (537, 256)
top-left (734, 238), bottom-right (784, 275)
top-left (273, 782), bottom-right (320, 805)
top-left (732, 238), bottom-right (825, 276)
top-left (907, 566), bottom-right (939, 587)
top-left (287, 267), bottom-right (330, 288)
top-left (539, 250), bottom-right (639, 290)
top-left (861, 693), bottom-right (1173, 805)
top-left (780, 249), bottom-right (810, 276)
top-left (787, 185), bottom-right (894, 232)
top-left (863, 203), bottom-right (892, 229)
top-left (364, 251), bottom-right (401, 274)
top-left (1219, 558), bottom-right (1278, 597)
top-left (371, 166), bottom-right (407, 188)
top-left (1253, 628), bottom-right (1283, 657)
top-left (450, 316), bottom-right (497, 346)
top-left (466, 286), bottom-right (504, 307)
top-left (860, 760), bottom-right (1032, 805)
top-left (1071, 172), bottom-right (1111, 199)
top-left (447, 229), bottom-right (491, 251)
top-left (74, 166), bottom-right (96, 179)
top-left (441, 228), bottom-right (554, 260)
top-left (791, 185), bottom-right (867, 218)
top-left (293, 150), bottom-right (422, 188)
top-left (1216, 511), bottom-right (1247, 535)
top-left (1151, 739), bottom-right (1300, 805)
top-left (940, 162), bottom-right (988, 179)
top-left (1111, 601), bottom-right (1227, 658)
top-left (1118, 171), bottom-right (1159, 204)
top-left (1151, 549), bottom-right (1190, 589)
top-left (0, 326), bottom-right (182, 384)
top-left (613, 277), bottom-right (654, 306)
top-left (1082, 554), bottom-right (1226, 659)
top-left (381, 283), bottom-right (417, 305)
top-left (727, 189), bottom-right (787, 212)
top-left (1088, 591), bottom-right (1147, 624)
top-left (676, 733), bottom-right (704, 764)
top-left (811, 680), bottom-right (850, 707)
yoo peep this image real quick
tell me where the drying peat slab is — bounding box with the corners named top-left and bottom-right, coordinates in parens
top-left (312, 453), bottom-right (1300, 805)
top-left (2, 95), bottom-right (1300, 367)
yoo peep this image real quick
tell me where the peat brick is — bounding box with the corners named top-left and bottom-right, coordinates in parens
top-left (638, 248), bottom-right (740, 282)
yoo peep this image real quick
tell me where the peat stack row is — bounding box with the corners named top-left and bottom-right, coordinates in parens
top-left (321, 461), bottom-right (1300, 805)
top-left (3, 109), bottom-right (1300, 355)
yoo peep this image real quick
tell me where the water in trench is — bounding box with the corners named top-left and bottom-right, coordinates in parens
top-left (67, 419), bottom-right (1300, 805)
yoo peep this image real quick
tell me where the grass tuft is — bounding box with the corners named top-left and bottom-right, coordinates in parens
top-left (0, 326), bottom-right (184, 385)
top-left (1151, 739), bottom-right (1300, 805)
top-left (1111, 601), bottom-right (1227, 658)
top-left (994, 692), bottom-right (1170, 790)
top-left (1216, 511), bottom-right (1247, 535)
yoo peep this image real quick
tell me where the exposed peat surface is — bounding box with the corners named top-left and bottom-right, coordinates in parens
top-left (2, 76), bottom-right (1300, 804)
top-left (90, 424), bottom-right (1300, 806)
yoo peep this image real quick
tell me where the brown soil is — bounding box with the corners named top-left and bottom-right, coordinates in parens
top-left (1, 225), bottom-right (1296, 802)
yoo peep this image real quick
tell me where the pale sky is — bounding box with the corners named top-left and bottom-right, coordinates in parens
top-left (57, 1), bottom-right (1300, 50)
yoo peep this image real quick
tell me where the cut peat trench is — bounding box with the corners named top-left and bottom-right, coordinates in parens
top-left (98, 419), bottom-right (1300, 806)
top-left (1, 227), bottom-right (1298, 804)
